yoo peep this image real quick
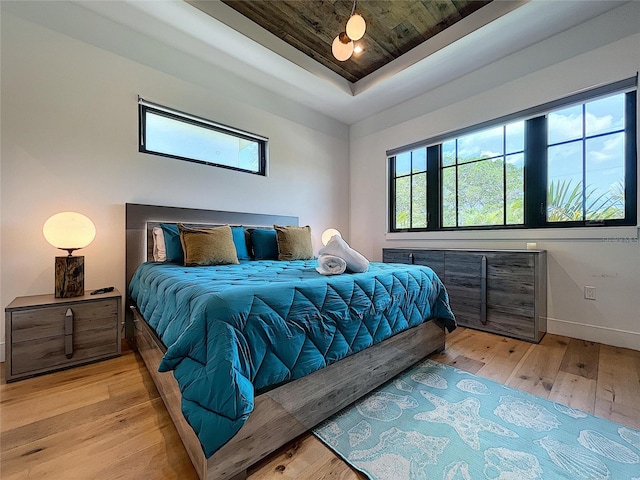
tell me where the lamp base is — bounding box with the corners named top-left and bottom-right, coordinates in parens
top-left (55, 256), bottom-right (84, 298)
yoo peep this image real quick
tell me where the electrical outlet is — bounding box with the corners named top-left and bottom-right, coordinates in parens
top-left (584, 286), bottom-right (596, 300)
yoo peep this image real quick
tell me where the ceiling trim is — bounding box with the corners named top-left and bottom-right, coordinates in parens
top-left (187, 0), bottom-right (353, 95)
top-left (190, 0), bottom-right (527, 97)
top-left (351, 0), bottom-right (527, 96)
top-left (4, 0), bottom-right (634, 126)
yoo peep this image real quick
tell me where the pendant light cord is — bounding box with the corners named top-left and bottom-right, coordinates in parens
top-left (350, 0), bottom-right (357, 16)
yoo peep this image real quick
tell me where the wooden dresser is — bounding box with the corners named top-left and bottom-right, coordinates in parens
top-left (4, 290), bottom-right (121, 382)
top-left (383, 248), bottom-right (547, 342)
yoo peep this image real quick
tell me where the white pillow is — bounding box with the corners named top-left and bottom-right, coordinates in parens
top-left (152, 226), bottom-right (167, 262)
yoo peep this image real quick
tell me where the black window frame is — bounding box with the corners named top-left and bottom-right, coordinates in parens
top-left (388, 77), bottom-right (637, 233)
top-left (389, 147), bottom-right (430, 231)
top-left (138, 98), bottom-right (268, 176)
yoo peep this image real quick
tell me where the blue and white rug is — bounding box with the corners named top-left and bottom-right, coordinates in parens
top-left (313, 359), bottom-right (640, 480)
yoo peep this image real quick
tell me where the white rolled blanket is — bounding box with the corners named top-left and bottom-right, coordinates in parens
top-left (316, 254), bottom-right (347, 275)
top-left (318, 235), bottom-right (369, 273)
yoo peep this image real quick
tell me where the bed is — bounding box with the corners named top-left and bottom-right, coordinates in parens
top-left (125, 203), bottom-right (455, 480)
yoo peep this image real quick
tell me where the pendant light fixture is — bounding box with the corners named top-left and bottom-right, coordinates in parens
top-left (332, 0), bottom-right (366, 62)
top-left (346, 13), bottom-right (366, 41)
top-left (332, 32), bottom-right (354, 61)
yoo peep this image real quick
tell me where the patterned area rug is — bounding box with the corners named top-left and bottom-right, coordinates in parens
top-left (313, 359), bottom-right (640, 480)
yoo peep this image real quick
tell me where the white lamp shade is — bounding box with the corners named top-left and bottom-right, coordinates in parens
top-left (332, 34), bottom-right (353, 61)
top-left (322, 228), bottom-right (342, 246)
top-left (346, 13), bottom-right (366, 41)
top-left (43, 212), bottom-right (96, 251)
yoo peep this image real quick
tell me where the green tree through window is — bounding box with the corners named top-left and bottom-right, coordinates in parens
top-left (442, 122), bottom-right (524, 228)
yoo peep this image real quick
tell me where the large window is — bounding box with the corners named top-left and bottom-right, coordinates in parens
top-left (139, 98), bottom-right (267, 175)
top-left (388, 78), bottom-right (637, 232)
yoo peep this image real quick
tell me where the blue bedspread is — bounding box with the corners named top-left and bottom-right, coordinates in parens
top-left (129, 260), bottom-right (455, 457)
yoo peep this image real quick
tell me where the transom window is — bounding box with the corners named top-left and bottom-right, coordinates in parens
top-left (139, 98), bottom-right (267, 175)
top-left (388, 78), bottom-right (637, 232)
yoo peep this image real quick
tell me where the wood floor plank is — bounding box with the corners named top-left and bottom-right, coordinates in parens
top-left (596, 344), bottom-right (640, 413)
top-left (1, 354), bottom-right (139, 399)
top-left (248, 433), bottom-right (363, 480)
top-left (98, 432), bottom-right (197, 480)
top-left (548, 371), bottom-right (597, 414)
top-left (0, 380), bottom-right (112, 432)
top-left (428, 328), bottom-right (470, 364)
top-left (505, 334), bottom-right (570, 398)
top-left (559, 338), bottom-right (600, 380)
top-left (444, 354), bottom-right (485, 373)
top-left (1, 358), bottom-right (158, 451)
top-left (2, 328), bottom-right (638, 480)
top-left (432, 328), bottom-right (503, 373)
top-left (476, 336), bottom-right (532, 384)
top-left (2, 397), bottom-right (170, 477)
top-left (445, 329), bottom-right (503, 364)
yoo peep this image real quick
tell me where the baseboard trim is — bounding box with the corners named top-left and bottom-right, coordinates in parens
top-left (547, 317), bottom-right (640, 351)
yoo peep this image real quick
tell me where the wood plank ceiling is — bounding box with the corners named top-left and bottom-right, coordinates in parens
top-left (189, 0), bottom-right (492, 83)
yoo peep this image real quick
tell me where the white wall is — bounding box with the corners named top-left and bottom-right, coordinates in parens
top-left (0, 12), bottom-right (350, 360)
top-left (350, 5), bottom-right (640, 350)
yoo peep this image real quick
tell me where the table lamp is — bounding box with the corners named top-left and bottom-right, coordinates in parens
top-left (43, 212), bottom-right (96, 298)
top-left (321, 228), bottom-right (342, 246)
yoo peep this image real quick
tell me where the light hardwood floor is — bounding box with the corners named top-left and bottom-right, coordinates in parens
top-left (2, 327), bottom-right (639, 479)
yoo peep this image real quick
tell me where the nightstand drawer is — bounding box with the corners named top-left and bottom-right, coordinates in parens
top-left (11, 299), bottom-right (118, 343)
top-left (5, 291), bottom-right (122, 382)
top-left (11, 327), bottom-right (119, 375)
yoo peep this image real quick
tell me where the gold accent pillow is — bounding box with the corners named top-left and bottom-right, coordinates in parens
top-left (274, 225), bottom-right (313, 261)
top-left (178, 224), bottom-right (239, 266)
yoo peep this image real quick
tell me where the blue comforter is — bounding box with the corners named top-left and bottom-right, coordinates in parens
top-left (129, 260), bottom-right (455, 457)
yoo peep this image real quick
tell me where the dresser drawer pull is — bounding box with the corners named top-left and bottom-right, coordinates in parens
top-left (480, 256), bottom-right (487, 325)
top-left (65, 308), bottom-right (74, 359)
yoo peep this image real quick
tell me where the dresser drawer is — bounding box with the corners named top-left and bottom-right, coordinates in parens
top-left (382, 248), bottom-right (414, 264)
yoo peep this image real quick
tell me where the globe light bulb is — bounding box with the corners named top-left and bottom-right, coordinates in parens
top-left (346, 13), bottom-right (366, 41)
top-left (43, 211), bottom-right (96, 254)
top-left (332, 32), bottom-right (353, 61)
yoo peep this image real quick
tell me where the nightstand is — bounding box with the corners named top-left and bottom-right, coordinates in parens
top-left (4, 289), bottom-right (121, 382)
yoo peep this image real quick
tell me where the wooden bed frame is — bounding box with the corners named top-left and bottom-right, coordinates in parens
top-left (125, 203), bottom-right (446, 480)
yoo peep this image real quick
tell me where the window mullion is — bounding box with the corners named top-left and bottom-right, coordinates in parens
top-left (503, 126), bottom-right (507, 225)
top-left (389, 157), bottom-right (396, 232)
top-left (525, 116), bottom-right (547, 227)
top-left (582, 104), bottom-right (587, 221)
top-left (409, 153), bottom-right (413, 229)
top-left (455, 140), bottom-right (459, 227)
top-left (624, 92), bottom-right (638, 223)
top-left (426, 145), bottom-right (440, 230)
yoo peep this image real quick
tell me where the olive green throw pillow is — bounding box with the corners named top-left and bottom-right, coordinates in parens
top-left (178, 224), bottom-right (239, 266)
top-left (275, 225), bottom-right (313, 261)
